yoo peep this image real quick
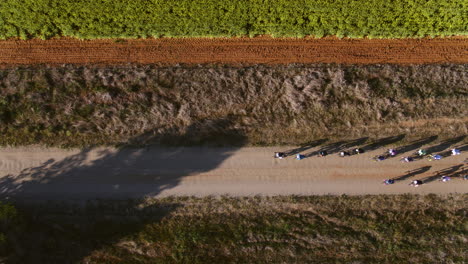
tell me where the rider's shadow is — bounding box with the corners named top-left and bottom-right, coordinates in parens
top-left (305, 136), bottom-right (369, 157)
top-left (424, 136), bottom-right (466, 155)
top-left (283, 138), bottom-right (328, 157)
top-left (395, 135), bottom-right (438, 154)
top-left (419, 164), bottom-right (464, 184)
top-left (391, 166), bottom-right (431, 182)
top-left (361, 134), bottom-right (405, 152)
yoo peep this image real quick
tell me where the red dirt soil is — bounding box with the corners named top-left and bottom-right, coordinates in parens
top-left (1, 37), bottom-right (467, 66)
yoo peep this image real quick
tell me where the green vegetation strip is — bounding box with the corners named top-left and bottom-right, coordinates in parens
top-left (0, 0), bottom-right (466, 39)
top-left (2, 195), bottom-right (467, 263)
top-left (0, 64), bottom-right (467, 147)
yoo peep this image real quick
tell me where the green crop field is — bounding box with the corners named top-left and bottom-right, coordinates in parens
top-left (0, 0), bottom-right (466, 39)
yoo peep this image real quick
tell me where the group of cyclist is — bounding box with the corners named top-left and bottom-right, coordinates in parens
top-left (385, 175), bottom-right (460, 188)
top-left (376, 148), bottom-right (461, 163)
top-left (276, 147), bottom-right (461, 162)
top-left (274, 147), bottom-right (366, 161)
top-left (382, 148), bottom-right (463, 187)
top-left (275, 145), bottom-right (464, 187)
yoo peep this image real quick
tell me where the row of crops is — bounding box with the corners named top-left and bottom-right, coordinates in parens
top-left (1, 0), bottom-right (466, 39)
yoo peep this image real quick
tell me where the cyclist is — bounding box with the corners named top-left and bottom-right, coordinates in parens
top-left (409, 180), bottom-right (423, 187)
top-left (339, 151), bottom-right (351, 157)
top-left (417, 149), bottom-right (427, 156)
top-left (274, 152), bottom-right (286, 159)
top-left (451, 148), bottom-right (461, 156)
top-left (354, 148), bottom-right (365, 155)
top-left (383, 179), bottom-right (395, 185)
top-left (374, 155), bottom-right (385, 161)
top-left (318, 150), bottom-right (328, 157)
top-left (401, 157), bottom-right (414, 163)
top-left (428, 154), bottom-right (442, 161)
top-left (296, 154), bottom-right (305, 160)
top-left (440, 176), bottom-right (451, 182)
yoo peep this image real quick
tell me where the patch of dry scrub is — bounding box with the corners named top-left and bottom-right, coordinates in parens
top-left (0, 64), bottom-right (466, 146)
top-left (7, 195), bottom-right (468, 263)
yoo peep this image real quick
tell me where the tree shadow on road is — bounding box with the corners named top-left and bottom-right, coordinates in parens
top-left (0, 118), bottom-right (247, 263)
top-left (0, 118), bottom-right (247, 200)
top-left (391, 166), bottom-right (432, 182)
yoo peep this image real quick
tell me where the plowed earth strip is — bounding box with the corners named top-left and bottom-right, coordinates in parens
top-left (1, 37), bottom-right (467, 66)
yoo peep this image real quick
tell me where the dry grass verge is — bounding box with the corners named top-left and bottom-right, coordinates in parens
top-left (5, 194), bottom-right (467, 263)
top-left (0, 64), bottom-right (466, 146)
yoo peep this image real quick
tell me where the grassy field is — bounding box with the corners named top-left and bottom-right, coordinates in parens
top-left (0, 64), bottom-right (466, 147)
top-left (2, 194), bottom-right (467, 263)
top-left (0, 0), bottom-right (466, 39)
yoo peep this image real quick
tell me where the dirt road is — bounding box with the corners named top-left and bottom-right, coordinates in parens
top-left (0, 145), bottom-right (466, 200)
top-left (1, 37), bottom-right (467, 66)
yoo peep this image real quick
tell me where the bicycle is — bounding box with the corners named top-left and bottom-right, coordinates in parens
top-left (427, 154), bottom-right (442, 161)
top-left (383, 179), bottom-right (395, 185)
top-left (409, 180), bottom-right (423, 187)
top-left (372, 155), bottom-right (386, 162)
